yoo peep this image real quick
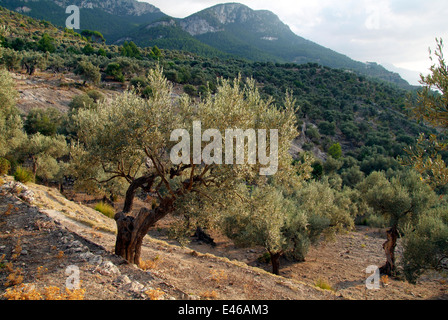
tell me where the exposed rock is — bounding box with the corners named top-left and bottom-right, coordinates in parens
top-left (122, 280), bottom-right (145, 294)
top-left (79, 252), bottom-right (103, 265)
top-left (0, 181), bottom-right (35, 204)
top-left (113, 275), bottom-right (131, 287)
top-left (97, 260), bottom-right (121, 277)
top-left (146, 19), bottom-right (176, 30)
top-left (179, 17), bottom-right (223, 36)
top-left (180, 3), bottom-right (286, 36)
top-left (52, 0), bottom-right (162, 16)
top-left (15, 6), bottom-right (31, 13)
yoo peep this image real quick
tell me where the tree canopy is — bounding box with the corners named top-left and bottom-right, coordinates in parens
top-left (69, 67), bottom-right (310, 264)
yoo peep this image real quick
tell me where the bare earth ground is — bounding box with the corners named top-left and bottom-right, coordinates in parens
top-left (0, 177), bottom-right (340, 300)
top-left (12, 71), bottom-right (187, 115)
top-left (1, 178), bottom-right (447, 300)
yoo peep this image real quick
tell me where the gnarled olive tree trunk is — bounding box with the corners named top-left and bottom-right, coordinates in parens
top-left (114, 203), bottom-right (173, 264)
top-left (269, 251), bottom-right (282, 275)
top-left (113, 176), bottom-right (174, 265)
top-left (380, 225), bottom-right (399, 276)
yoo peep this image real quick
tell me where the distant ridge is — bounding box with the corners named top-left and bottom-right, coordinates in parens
top-left (1, 0), bottom-right (412, 88)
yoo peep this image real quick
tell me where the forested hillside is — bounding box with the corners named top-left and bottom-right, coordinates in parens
top-left (0, 5), bottom-right (439, 179)
top-left (0, 0), bottom-right (166, 43)
top-left (1, 5), bottom-right (447, 293)
top-left (1, 0), bottom-right (411, 88)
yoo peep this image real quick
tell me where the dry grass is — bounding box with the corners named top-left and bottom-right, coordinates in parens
top-left (381, 275), bottom-right (390, 287)
top-left (11, 238), bottom-right (22, 261)
top-left (144, 288), bottom-right (165, 300)
top-left (209, 269), bottom-right (228, 284)
top-left (139, 256), bottom-right (162, 271)
top-left (3, 284), bottom-right (86, 300)
top-left (4, 268), bottom-right (24, 287)
top-left (200, 290), bottom-right (219, 300)
top-left (94, 202), bottom-right (115, 219)
top-left (314, 278), bottom-right (335, 292)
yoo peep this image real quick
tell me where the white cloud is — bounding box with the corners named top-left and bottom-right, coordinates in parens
top-left (144, 0), bottom-right (448, 85)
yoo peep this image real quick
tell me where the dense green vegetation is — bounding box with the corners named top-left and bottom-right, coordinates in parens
top-left (0, 0), bottom-right (167, 43)
top-left (2, 1), bottom-right (411, 89)
top-left (0, 6), bottom-right (446, 281)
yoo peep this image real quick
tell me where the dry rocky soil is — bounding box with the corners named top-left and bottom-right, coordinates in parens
top-left (0, 177), bottom-right (446, 301)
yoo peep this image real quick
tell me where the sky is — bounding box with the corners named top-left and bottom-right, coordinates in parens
top-left (144, 0), bottom-right (448, 85)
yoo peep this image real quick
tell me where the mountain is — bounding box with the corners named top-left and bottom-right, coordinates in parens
top-left (1, 0), bottom-right (411, 88)
top-left (122, 2), bottom-right (414, 88)
top-left (175, 3), bottom-right (410, 88)
top-left (0, 0), bottom-right (167, 43)
top-left (122, 16), bottom-right (234, 59)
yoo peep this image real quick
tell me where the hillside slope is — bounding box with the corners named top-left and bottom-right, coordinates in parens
top-left (0, 2), bottom-right (436, 185)
top-left (0, 0), bottom-right (167, 43)
top-left (2, 175), bottom-right (446, 301)
top-left (1, 0), bottom-right (411, 88)
top-left (0, 176), bottom-right (342, 300)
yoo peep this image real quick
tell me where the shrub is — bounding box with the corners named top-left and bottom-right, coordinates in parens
top-left (76, 61), bottom-right (101, 85)
top-left (141, 86), bottom-right (154, 99)
top-left (0, 157), bottom-right (11, 175)
top-left (314, 278), bottom-right (335, 291)
top-left (130, 77), bottom-right (148, 89)
top-left (183, 84), bottom-right (197, 97)
top-left (328, 143), bottom-right (342, 159)
top-left (69, 94), bottom-right (96, 111)
top-left (341, 166), bottom-right (365, 188)
top-left (402, 206), bottom-right (448, 283)
top-left (318, 121), bottom-right (336, 136)
top-left (257, 252), bottom-right (271, 264)
top-left (323, 156), bottom-right (343, 174)
top-left (82, 44), bottom-right (95, 56)
top-left (150, 45), bottom-right (162, 59)
top-left (164, 70), bottom-right (178, 83)
top-left (86, 90), bottom-right (104, 104)
top-left (364, 214), bottom-right (388, 228)
top-left (97, 48), bottom-right (107, 57)
top-left (120, 41), bottom-right (141, 58)
top-left (105, 63), bottom-right (125, 82)
top-left (306, 127), bottom-right (321, 143)
top-left (0, 68), bottom-right (19, 113)
top-left (24, 108), bottom-right (63, 136)
top-left (311, 161), bottom-right (324, 180)
top-left (94, 202), bottom-right (115, 219)
top-left (37, 33), bottom-right (55, 53)
top-left (13, 166), bottom-right (35, 183)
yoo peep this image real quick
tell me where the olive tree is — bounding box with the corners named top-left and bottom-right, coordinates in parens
top-left (19, 133), bottom-right (68, 181)
top-left (76, 60), bottom-right (101, 85)
top-left (0, 67), bottom-right (26, 157)
top-left (402, 203), bottom-right (448, 283)
top-left (399, 39), bottom-right (448, 281)
top-left (223, 178), bottom-right (358, 275)
top-left (357, 170), bottom-right (437, 275)
top-left (69, 67), bottom-right (307, 265)
top-left (21, 51), bottom-right (47, 76)
top-left (222, 182), bottom-right (305, 275)
top-left (405, 38), bottom-right (448, 190)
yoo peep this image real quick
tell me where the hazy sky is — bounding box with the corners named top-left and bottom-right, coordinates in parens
top-left (144, 0), bottom-right (448, 85)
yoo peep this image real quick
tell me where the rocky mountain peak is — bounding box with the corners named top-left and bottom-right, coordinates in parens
top-left (204, 2), bottom-right (255, 24)
top-left (180, 2), bottom-right (285, 36)
top-left (53, 0), bottom-right (162, 16)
